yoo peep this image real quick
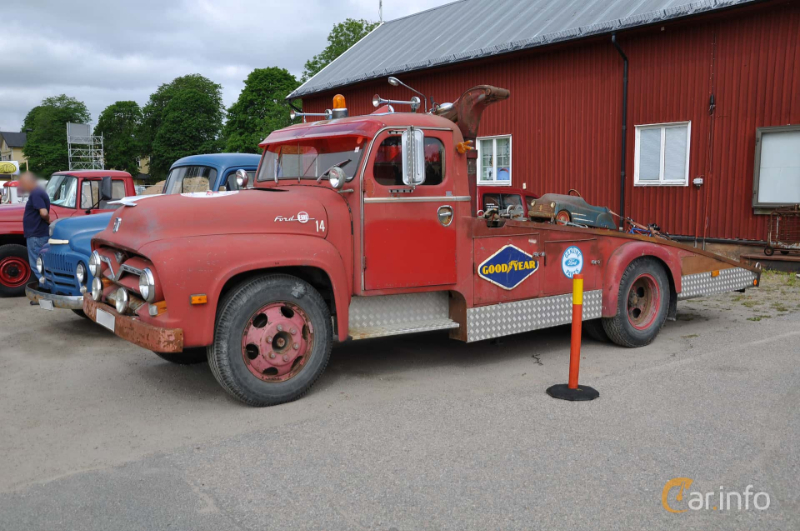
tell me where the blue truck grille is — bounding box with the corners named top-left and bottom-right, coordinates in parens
top-left (43, 247), bottom-right (79, 294)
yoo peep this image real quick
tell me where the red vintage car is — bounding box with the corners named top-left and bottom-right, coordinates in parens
top-left (0, 170), bottom-right (134, 296)
top-left (84, 86), bottom-right (760, 406)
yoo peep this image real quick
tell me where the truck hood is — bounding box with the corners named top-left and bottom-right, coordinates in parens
top-left (94, 189), bottom-right (334, 252)
top-left (50, 212), bottom-right (114, 256)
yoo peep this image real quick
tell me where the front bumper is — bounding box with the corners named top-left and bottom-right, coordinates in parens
top-left (26, 281), bottom-right (84, 310)
top-left (84, 298), bottom-right (184, 353)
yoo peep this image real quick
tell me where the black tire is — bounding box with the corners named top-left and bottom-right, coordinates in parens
top-left (0, 244), bottom-right (31, 297)
top-left (764, 247), bottom-right (774, 256)
top-left (602, 257), bottom-right (670, 348)
top-left (208, 274), bottom-right (332, 407)
top-left (153, 348), bottom-right (208, 365)
top-left (583, 319), bottom-right (608, 342)
top-left (72, 309), bottom-right (89, 319)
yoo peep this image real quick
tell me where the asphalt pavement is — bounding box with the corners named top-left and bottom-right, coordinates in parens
top-left (0, 273), bottom-right (798, 531)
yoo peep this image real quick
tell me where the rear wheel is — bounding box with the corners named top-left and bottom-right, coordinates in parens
top-left (208, 274), bottom-right (332, 407)
top-left (602, 258), bottom-right (670, 347)
top-left (0, 244), bottom-right (31, 297)
top-left (153, 348), bottom-right (208, 365)
top-left (582, 319), bottom-right (608, 342)
top-left (764, 247), bottom-right (775, 256)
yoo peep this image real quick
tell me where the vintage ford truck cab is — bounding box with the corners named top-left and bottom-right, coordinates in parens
top-left (25, 153), bottom-right (261, 316)
top-left (0, 170), bottom-right (134, 297)
top-left (84, 86), bottom-right (761, 406)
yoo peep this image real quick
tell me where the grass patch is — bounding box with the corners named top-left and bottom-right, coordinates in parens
top-left (747, 315), bottom-right (772, 322)
top-left (682, 334), bottom-right (699, 339)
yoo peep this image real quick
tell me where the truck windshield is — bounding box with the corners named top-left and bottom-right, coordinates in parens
top-left (257, 137), bottom-right (367, 182)
top-left (46, 175), bottom-right (78, 207)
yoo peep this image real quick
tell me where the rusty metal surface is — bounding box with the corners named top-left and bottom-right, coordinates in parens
top-left (84, 298), bottom-right (184, 353)
top-left (25, 282), bottom-right (84, 310)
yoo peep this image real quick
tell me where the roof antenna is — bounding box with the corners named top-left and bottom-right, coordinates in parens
top-left (379, 0), bottom-right (383, 23)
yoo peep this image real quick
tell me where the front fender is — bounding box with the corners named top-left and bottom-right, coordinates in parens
top-left (602, 241), bottom-right (682, 317)
top-left (140, 234), bottom-right (352, 347)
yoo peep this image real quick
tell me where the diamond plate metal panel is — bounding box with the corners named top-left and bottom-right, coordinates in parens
top-left (466, 290), bottom-right (602, 342)
top-left (349, 292), bottom-right (450, 331)
top-left (678, 267), bottom-right (758, 300)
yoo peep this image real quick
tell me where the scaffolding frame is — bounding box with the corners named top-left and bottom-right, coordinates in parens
top-left (67, 123), bottom-right (104, 170)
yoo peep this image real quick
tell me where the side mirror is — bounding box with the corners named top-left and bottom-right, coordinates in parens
top-left (235, 169), bottom-right (249, 188)
top-left (99, 176), bottom-right (113, 201)
top-left (401, 128), bottom-right (425, 186)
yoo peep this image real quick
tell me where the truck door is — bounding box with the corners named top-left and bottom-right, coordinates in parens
top-left (363, 129), bottom-right (457, 290)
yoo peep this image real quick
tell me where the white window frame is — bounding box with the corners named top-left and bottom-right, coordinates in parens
top-left (477, 134), bottom-right (512, 186)
top-left (634, 121), bottom-right (691, 187)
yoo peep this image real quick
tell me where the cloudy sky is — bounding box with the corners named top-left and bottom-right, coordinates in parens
top-left (0, 0), bottom-right (451, 132)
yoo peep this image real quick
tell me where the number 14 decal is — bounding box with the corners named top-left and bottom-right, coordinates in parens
top-left (316, 219), bottom-right (325, 232)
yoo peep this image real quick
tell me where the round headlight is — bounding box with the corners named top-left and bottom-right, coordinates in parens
top-left (115, 287), bottom-right (129, 314)
top-left (35, 256), bottom-right (43, 274)
top-left (89, 251), bottom-right (101, 277)
top-left (91, 277), bottom-right (103, 301)
top-left (138, 268), bottom-right (155, 303)
top-left (76, 262), bottom-right (86, 284)
top-left (328, 166), bottom-right (346, 190)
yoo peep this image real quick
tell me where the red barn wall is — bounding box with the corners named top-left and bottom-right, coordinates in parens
top-left (301, 0), bottom-right (800, 241)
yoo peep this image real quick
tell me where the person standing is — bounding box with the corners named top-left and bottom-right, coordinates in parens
top-left (19, 172), bottom-right (50, 293)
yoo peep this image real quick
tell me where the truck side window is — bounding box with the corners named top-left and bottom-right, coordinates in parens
top-left (483, 193), bottom-right (501, 211)
top-left (374, 136), bottom-right (446, 186)
top-left (421, 138), bottom-right (444, 186)
top-left (81, 180), bottom-right (127, 209)
top-left (373, 136), bottom-right (403, 186)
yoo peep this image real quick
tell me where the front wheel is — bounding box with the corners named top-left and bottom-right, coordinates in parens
top-left (0, 244), bottom-right (31, 297)
top-left (208, 274), bottom-right (332, 407)
top-left (602, 258), bottom-right (670, 347)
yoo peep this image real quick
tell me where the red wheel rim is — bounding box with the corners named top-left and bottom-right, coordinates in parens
top-left (0, 257), bottom-right (30, 288)
top-left (627, 273), bottom-right (660, 330)
top-left (241, 301), bottom-right (313, 382)
top-left (556, 210), bottom-right (571, 224)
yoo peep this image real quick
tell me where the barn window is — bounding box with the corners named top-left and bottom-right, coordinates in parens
top-left (752, 125), bottom-right (800, 209)
top-left (477, 135), bottom-right (512, 186)
top-left (634, 122), bottom-right (691, 186)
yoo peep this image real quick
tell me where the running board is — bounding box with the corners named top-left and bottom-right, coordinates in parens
top-left (348, 292), bottom-right (457, 340)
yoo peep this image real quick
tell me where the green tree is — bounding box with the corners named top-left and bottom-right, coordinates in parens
top-left (22, 95), bottom-right (91, 177)
top-left (151, 89), bottom-right (222, 174)
top-left (94, 101), bottom-right (142, 175)
top-left (141, 74), bottom-right (223, 177)
top-left (223, 68), bottom-right (299, 153)
top-left (302, 18), bottom-right (379, 82)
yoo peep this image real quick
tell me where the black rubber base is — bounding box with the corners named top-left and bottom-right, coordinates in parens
top-left (546, 383), bottom-right (600, 401)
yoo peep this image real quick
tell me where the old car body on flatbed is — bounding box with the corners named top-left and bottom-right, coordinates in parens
top-left (83, 86), bottom-right (760, 405)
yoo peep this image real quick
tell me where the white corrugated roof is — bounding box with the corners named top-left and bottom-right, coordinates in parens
top-left (290, 0), bottom-right (755, 99)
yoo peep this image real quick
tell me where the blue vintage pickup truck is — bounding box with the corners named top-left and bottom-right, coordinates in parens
top-left (26, 153), bottom-right (261, 315)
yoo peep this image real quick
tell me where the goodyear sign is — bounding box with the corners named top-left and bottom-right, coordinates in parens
top-left (478, 245), bottom-right (539, 290)
top-left (0, 161), bottom-right (19, 175)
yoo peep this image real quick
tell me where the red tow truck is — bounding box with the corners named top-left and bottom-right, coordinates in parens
top-left (84, 85), bottom-right (760, 406)
top-left (0, 170), bottom-right (134, 296)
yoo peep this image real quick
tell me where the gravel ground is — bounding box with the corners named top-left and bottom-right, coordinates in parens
top-left (0, 272), bottom-right (798, 531)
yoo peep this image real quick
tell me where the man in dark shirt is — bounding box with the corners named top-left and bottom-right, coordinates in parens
top-left (20, 172), bottom-right (50, 288)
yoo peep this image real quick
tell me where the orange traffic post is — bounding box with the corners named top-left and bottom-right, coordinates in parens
top-left (546, 274), bottom-right (599, 401)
